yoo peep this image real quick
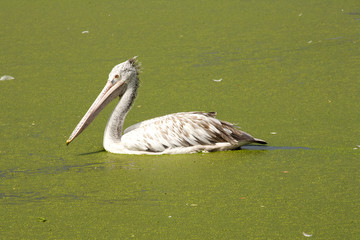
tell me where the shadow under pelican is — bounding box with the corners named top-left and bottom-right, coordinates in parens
top-left (241, 145), bottom-right (312, 151)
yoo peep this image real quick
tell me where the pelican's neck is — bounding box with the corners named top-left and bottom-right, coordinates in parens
top-left (103, 79), bottom-right (138, 147)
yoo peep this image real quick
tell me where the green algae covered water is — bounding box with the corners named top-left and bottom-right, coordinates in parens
top-left (1, 0), bottom-right (359, 238)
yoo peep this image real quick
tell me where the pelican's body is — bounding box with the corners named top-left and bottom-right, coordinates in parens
top-left (67, 57), bottom-right (266, 154)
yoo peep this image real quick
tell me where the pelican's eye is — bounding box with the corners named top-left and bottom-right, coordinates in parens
top-left (111, 74), bottom-right (120, 84)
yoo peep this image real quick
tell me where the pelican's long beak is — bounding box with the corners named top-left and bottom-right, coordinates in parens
top-left (66, 79), bottom-right (127, 145)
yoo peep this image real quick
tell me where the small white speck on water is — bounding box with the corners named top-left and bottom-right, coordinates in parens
top-left (298, 13), bottom-right (303, 16)
top-left (82, 30), bottom-right (89, 34)
top-left (270, 132), bottom-right (277, 135)
top-left (0, 75), bottom-right (14, 81)
top-left (213, 78), bottom-right (222, 82)
top-left (168, 216), bottom-right (172, 218)
top-left (307, 40), bottom-right (313, 44)
top-left (302, 232), bottom-right (313, 237)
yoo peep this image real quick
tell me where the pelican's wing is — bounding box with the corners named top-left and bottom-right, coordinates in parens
top-left (121, 112), bottom-right (258, 152)
top-left (123, 112), bottom-right (216, 134)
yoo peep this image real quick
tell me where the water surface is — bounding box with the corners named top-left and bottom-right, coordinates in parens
top-left (1, 0), bottom-right (359, 238)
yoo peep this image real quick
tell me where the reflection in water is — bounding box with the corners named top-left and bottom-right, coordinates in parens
top-left (78, 149), bottom-right (106, 156)
top-left (242, 145), bottom-right (311, 150)
top-left (76, 146), bottom-right (312, 155)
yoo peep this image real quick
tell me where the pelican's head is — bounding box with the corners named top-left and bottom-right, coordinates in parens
top-left (108, 56), bottom-right (140, 85)
top-left (66, 57), bottom-right (140, 145)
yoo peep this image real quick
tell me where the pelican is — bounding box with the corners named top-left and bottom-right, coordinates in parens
top-left (66, 57), bottom-right (267, 154)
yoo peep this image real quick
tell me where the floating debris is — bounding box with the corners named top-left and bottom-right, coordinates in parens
top-left (302, 232), bottom-right (313, 237)
top-left (0, 75), bottom-right (14, 81)
top-left (186, 203), bottom-right (198, 207)
top-left (82, 30), bottom-right (89, 34)
top-left (270, 132), bottom-right (277, 135)
top-left (307, 40), bottom-right (313, 44)
top-left (37, 217), bottom-right (47, 223)
top-left (298, 13), bottom-right (303, 16)
top-left (213, 78), bottom-right (222, 82)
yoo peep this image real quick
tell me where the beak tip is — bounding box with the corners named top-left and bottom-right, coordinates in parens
top-left (66, 139), bottom-right (71, 145)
